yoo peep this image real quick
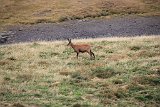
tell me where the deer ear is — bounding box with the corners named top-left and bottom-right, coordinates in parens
top-left (67, 38), bottom-right (71, 42)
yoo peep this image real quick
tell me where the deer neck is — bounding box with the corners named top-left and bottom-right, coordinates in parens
top-left (70, 43), bottom-right (76, 49)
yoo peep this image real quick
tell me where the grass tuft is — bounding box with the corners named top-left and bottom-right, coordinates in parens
top-left (130, 46), bottom-right (141, 51)
top-left (91, 67), bottom-right (118, 79)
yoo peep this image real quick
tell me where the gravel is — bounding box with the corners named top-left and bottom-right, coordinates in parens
top-left (1, 16), bottom-right (160, 44)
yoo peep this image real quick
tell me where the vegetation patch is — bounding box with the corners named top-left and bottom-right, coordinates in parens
top-left (70, 72), bottom-right (88, 83)
top-left (39, 51), bottom-right (55, 59)
top-left (16, 74), bottom-right (32, 83)
top-left (91, 67), bottom-right (118, 79)
top-left (130, 46), bottom-right (141, 51)
top-left (0, 51), bottom-right (5, 59)
top-left (132, 75), bottom-right (160, 86)
top-left (0, 0), bottom-right (160, 30)
top-left (0, 36), bottom-right (159, 106)
top-left (58, 16), bottom-right (69, 22)
top-left (30, 42), bottom-right (40, 48)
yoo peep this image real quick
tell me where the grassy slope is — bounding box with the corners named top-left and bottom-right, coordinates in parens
top-left (0, 36), bottom-right (160, 107)
top-left (0, 0), bottom-right (160, 29)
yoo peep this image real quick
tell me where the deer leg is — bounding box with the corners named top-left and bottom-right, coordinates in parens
top-left (76, 52), bottom-right (79, 59)
top-left (91, 51), bottom-right (95, 60)
top-left (89, 51), bottom-right (95, 60)
top-left (87, 51), bottom-right (93, 60)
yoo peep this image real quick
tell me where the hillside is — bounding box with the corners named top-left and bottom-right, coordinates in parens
top-left (0, 36), bottom-right (160, 107)
top-left (0, 0), bottom-right (160, 30)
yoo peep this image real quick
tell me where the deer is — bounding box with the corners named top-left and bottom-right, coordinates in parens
top-left (67, 38), bottom-right (95, 60)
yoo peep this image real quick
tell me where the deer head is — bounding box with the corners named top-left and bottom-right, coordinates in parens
top-left (67, 38), bottom-right (72, 46)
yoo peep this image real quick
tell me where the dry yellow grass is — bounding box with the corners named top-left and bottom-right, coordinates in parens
top-left (0, 36), bottom-right (160, 107)
top-left (0, 0), bottom-right (160, 30)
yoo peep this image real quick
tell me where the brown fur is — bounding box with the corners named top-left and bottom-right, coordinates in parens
top-left (67, 39), bottom-right (95, 59)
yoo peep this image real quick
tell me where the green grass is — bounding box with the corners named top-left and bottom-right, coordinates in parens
top-left (0, 36), bottom-right (160, 107)
top-left (0, 0), bottom-right (160, 31)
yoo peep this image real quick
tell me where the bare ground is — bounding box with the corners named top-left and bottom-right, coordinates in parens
top-left (0, 16), bottom-right (160, 44)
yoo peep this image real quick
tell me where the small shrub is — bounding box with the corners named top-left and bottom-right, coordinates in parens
top-left (35, 19), bottom-right (53, 23)
top-left (135, 88), bottom-right (160, 102)
top-left (72, 104), bottom-right (81, 107)
top-left (30, 42), bottom-right (40, 48)
top-left (72, 103), bottom-right (91, 107)
top-left (106, 49), bottom-right (114, 53)
top-left (4, 76), bottom-right (11, 81)
top-left (135, 94), bottom-right (154, 101)
top-left (39, 52), bottom-right (49, 59)
top-left (128, 84), bottom-right (144, 93)
top-left (115, 89), bottom-right (128, 98)
top-left (134, 76), bottom-right (160, 86)
top-left (59, 71), bottom-right (71, 76)
top-left (34, 93), bottom-right (42, 98)
top-left (38, 61), bottom-right (50, 67)
top-left (0, 51), bottom-right (5, 59)
top-left (16, 74), bottom-right (32, 82)
top-left (12, 103), bottom-right (25, 107)
top-left (39, 51), bottom-right (57, 59)
top-left (84, 61), bottom-right (91, 65)
top-left (0, 60), bottom-right (10, 66)
top-left (70, 72), bottom-right (87, 83)
top-left (100, 10), bottom-right (109, 16)
top-left (96, 88), bottom-right (117, 102)
top-left (91, 67), bottom-right (117, 79)
top-left (70, 15), bottom-right (82, 20)
top-left (112, 79), bottom-right (123, 84)
top-left (58, 16), bottom-right (69, 22)
top-left (154, 44), bottom-right (160, 48)
top-left (7, 57), bottom-right (16, 61)
top-left (61, 49), bottom-right (72, 59)
top-left (130, 46), bottom-right (141, 51)
top-left (62, 49), bottom-right (72, 55)
top-left (148, 77), bottom-right (160, 85)
top-left (51, 52), bottom-right (59, 56)
top-left (67, 62), bottom-right (76, 66)
top-left (44, 104), bottom-right (52, 107)
top-left (131, 67), bottom-right (151, 75)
